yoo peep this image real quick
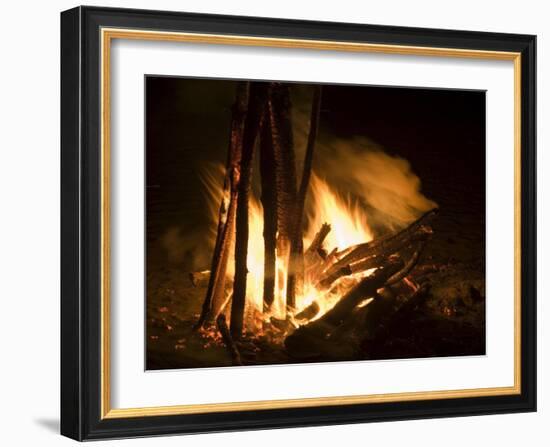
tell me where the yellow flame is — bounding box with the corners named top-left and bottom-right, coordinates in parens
top-left (304, 174), bottom-right (373, 251)
top-left (201, 165), bottom-right (374, 326)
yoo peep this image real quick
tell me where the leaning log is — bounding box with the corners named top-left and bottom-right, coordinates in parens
top-left (322, 209), bottom-right (437, 282)
top-left (304, 222), bottom-right (331, 268)
top-left (385, 241), bottom-right (426, 286)
top-left (216, 314), bottom-right (243, 366)
top-left (230, 83), bottom-right (268, 339)
top-left (267, 83), bottom-right (298, 307)
top-left (196, 82), bottom-right (250, 328)
top-left (294, 301), bottom-right (321, 322)
top-left (318, 226), bottom-right (432, 290)
top-left (287, 86), bottom-right (323, 308)
top-left (259, 111), bottom-right (278, 312)
top-left (303, 224), bottom-right (331, 283)
top-left (305, 223), bottom-right (331, 258)
top-left (314, 257), bottom-right (404, 327)
top-left (307, 247), bottom-right (340, 284)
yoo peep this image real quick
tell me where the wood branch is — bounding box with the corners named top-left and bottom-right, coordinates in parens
top-left (385, 241), bottom-right (426, 286)
top-left (284, 257), bottom-right (404, 358)
top-left (316, 257), bottom-right (404, 327)
top-left (230, 83), bottom-right (268, 339)
top-left (196, 82), bottom-right (249, 328)
top-left (267, 83), bottom-right (298, 307)
top-left (294, 301), bottom-right (320, 322)
top-left (303, 223), bottom-right (332, 283)
top-left (216, 314), bottom-right (242, 366)
top-left (317, 225), bottom-right (432, 290)
top-left (322, 209), bottom-right (438, 281)
top-left (259, 111), bottom-right (278, 312)
top-left (305, 223), bottom-right (331, 257)
top-left (307, 247), bottom-right (340, 284)
top-left (287, 86), bottom-right (323, 307)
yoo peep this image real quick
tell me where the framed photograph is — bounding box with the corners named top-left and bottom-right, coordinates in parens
top-left (61, 6), bottom-right (536, 441)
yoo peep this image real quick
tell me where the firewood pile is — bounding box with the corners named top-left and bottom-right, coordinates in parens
top-left (192, 80), bottom-right (441, 365)
top-left (276, 209), bottom-right (437, 361)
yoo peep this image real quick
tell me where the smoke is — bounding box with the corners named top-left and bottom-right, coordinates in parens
top-left (290, 85), bottom-right (437, 233)
top-left (157, 163), bottom-right (226, 270)
top-left (159, 226), bottom-right (213, 271)
top-left (318, 136), bottom-right (437, 231)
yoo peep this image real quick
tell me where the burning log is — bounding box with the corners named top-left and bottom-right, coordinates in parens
top-left (314, 257), bottom-right (404, 327)
top-left (196, 82), bottom-right (250, 328)
top-left (317, 255), bottom-right (382, 290)
top-left (216, 314), bottom-right (243, 366)
top-left (294, 301), bottom-right (320, 322)
top-left (307, 247), bottom-right (340, 284)
top-left (284, 257), bottom-right (404, 359)
top-left (260, 111), bottom-right (278, 312)
top-left (321, 209), bottom-right (437, 284)
top-left (305, 223), bottom-right (331, 257)
top-left (267, 83), bottom-right (298, 307)
top-left (304, 224), bottom-right (331, 284)
top-left (318, 225), bottom-right (432, 290)
top-left (230, 83), bottom-right (268, 339)
top-left (288, 86), bottom-right (323, 308)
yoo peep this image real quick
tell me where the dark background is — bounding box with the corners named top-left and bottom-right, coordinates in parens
top-left (146, 77), bottom-right (485, 268)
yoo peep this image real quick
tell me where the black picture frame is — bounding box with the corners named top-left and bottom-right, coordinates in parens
top-left (61, 5), bottom-right (536, 441)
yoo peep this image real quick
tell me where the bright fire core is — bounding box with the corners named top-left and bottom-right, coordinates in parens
top-left (202, 166), bottom-right (375, 329)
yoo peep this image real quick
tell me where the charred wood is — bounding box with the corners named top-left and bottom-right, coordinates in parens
top-left (267, 83), bottom-right (298, 307)
top-left (321, 209), bottom-right (437, 283)
top-left (307, 247), bottom-right (341, 284)
top-left (216, 314), bottom-right (243, 366)
top-left (284, 258), bottom-right (404, 358)
top-left (306, 223), bottom-right (331, 254)
top-left (259, 113), bottom-right (278, 312)
top-left (294, 301), bottom-right (321, 322)
top-left (288, 86), bottom-right (323, 307)
top-left (230, 83), bottom-right (268, 339)
top-left (314, 257), bottom-right (404, 327)
top-left (196, 82), bottom-right (249, 328)
top-left (386, 241), bottom-right (426, 286)
top-left (305, 223), bottom-right (331, 261)
top-left (318, 226), bottom-right (432, 290)
top-left (303, 226), bottom-right (332, 283)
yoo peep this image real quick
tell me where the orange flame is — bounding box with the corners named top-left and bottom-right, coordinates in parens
top-left (201, 165), bottom-right (375, 327)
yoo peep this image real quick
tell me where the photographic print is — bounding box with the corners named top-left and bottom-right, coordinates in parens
top-left (145, 78), bottom-right (486, 370)
top-left (61, 9), bottom-right (536, 439)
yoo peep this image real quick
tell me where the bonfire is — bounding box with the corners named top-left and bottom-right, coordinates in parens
top-left (191, 81), bottom-right (439, 364)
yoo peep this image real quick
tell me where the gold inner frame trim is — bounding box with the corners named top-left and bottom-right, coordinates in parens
top-left (100, 27), bottom-right (522, 419)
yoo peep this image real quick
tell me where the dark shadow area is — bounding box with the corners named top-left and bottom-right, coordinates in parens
top-left (34, 418), bottom-right (59, 433)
